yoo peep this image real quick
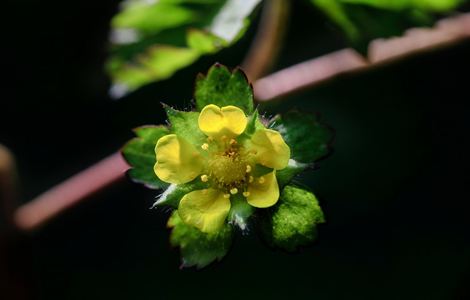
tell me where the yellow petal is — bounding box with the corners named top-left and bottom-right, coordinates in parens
top-left (198, 104), bottom-right (247, 137)
top-left (178, 188), bottom-right (231, 233)
top-left (246, 171), bottom-right (279, 208)
top-left (154, 134), bottom-right (203, 184)
top-left (250, 129), bottom-right (290, 170)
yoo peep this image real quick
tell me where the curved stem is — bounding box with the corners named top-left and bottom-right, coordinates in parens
top-left (13, 12), bottom-right (470, 231)
top-left (255, 13), bottom-right (470, 101)
top-left (241, 0), bottom-right (290, 81)
top-left (14, 153), bottom-right (128, 231)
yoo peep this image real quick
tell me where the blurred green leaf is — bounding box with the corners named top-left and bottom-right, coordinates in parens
top-left (310, 0), bottom-right (465, 53)
top-left (195, 63), bottom-right (254, 113)
top-left (168, 211), bottom-right (233, 268)
top-left (122, 125), bottom-right (170, 189)
top-left (262, 185), bottom-right (325, 251)
top-left (107, 0), bottom-right (262, 98)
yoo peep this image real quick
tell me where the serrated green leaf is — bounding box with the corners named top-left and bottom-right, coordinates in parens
top-left (122, 125), bottom-right (170, 189)
top-left (262, 185), bottom-right (325, 251)
top-left (270, 111), bottom-right (333, 164)
top-left (164, 105), bottom-right (207, 146)
top-left (154, 179), bottom-right (209, 208)
top-left (168, 211), bottom-right (233, 268)
top-left (195, 64), bottom-right (254, 114)
top-left (311, 0), bottom-right (465, 54)
top-left (227, 195), bottom-right (255, 231)
top-left (107, 0), bottom-right (261, 97)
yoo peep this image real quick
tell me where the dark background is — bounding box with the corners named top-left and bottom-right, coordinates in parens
top-left (2, 0), bottom-right (470, 299)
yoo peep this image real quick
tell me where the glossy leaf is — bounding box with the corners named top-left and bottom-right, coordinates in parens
top-left (107, 0), bottom-right (261, 97)
top-left (262, 185), bottom-right (325, 251)
top-left (195, 64), bottom-right (254, 114)
top-left (122, 125), bottom-right (170, 189)
top-left (168, 211), bottom-right (233, 268)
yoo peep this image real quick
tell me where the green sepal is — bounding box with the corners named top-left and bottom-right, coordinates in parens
top-left (252, 164), bottom-right (273, 177)
top-left (168, 211), bottom-right (233, 269)
top-left (270, 111), bottom-right (333, 164)
top-left (276, 160), bottom-right (310, 187)
top-left (261, 185), bottom-right (325, 251)
top-left (228, 195), bottom-right (255, 231)
top-left (163, 104), bottom-right (206, 146)
top-left (121, 125), bottom-right (170, 189)
top-left (195, 63), bottom-right (254, 114)
top-left (154, 179), bottom-right (209, 208)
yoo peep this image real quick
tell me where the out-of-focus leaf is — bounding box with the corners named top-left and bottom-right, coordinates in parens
top-left (261, 185), bottom-right (325, 251)
top-left (195, 63), bottom-right (254, 114)
top-left (122, 125), bottom-right (170, 189)
top-left (168, 211), bottom-right (233, 268)
top-left (310, 0), bottom-right (465, 53)
top-left (107, 0), bottom-right (262, 98)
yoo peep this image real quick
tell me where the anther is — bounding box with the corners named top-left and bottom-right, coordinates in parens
top-left (223, 194), bottom-right (230, 199)
top-left (230, 188), bottom-right (238, 195)
top-left (229, 139), bottom-right (237, 145)
top-left (258, 176), bottom-right (265, 184)
top-left (243, 191), bottom-right (250, 197)
top-left (200, 174), bottom-right (209, 182)
top-left (245, 165), bottom-right (252, 173)
top-left (201, 143), bottom-right (209, 150)
top-left (249, 176), bottom-right (254, 183)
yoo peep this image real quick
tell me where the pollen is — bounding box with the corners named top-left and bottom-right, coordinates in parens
top-left (201, 143), bottom-right (209, 150)
top-left (230, 188), bottom-right (238, 195)
top-left (243, 191), bottom-right (250, 197)
top-left (229, 139), bottom-right (237, 145)
top-left (201, 174), bottom-right (209, 182)
top-left (223, 193), bottom-right (230, 199)
top-left (258, 176), bottom-right (265, 184)
top-left (249, 176), bottom-right (254, 183)
top-left (246, 165), bottom-right (252, 173)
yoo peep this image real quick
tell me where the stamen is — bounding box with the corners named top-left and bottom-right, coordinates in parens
top-left (249, 176), bottom-right (254, 183)
top-left (243, 191), bottom-right (250, 197)
top-left (230, 188), bottom-right (238, 195)
top-left (229, 139), bottom-right (237, 145)
top-left (245, 165), bottom-right (252, 173)
top-left (258, 176), bottom-right (265, 184)
top-left (223, 193), bottom-right (230, 199)
top-left (201, 143), bottom-right (209, 150)
top-left (200, 174), bottom-right (209, 182)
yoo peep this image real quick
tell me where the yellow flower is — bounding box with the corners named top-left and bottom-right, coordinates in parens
top-left (154, 104), bottom-right (290, 233)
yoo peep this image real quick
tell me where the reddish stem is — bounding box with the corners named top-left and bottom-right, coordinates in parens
top-left (12, 13), bottom-right (470, 231)
top-left (14, 153), bottom-right (128, 230)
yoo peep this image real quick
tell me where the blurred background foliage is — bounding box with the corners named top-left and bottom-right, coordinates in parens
top-left (2, 0), bottom-right (470, 299)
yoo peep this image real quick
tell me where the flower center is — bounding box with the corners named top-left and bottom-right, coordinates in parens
top-left (209, 152), bottom-right (246, 186)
